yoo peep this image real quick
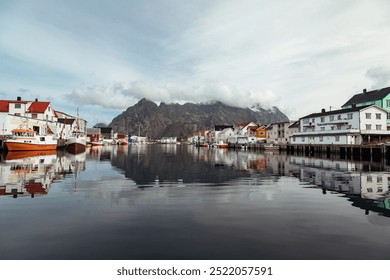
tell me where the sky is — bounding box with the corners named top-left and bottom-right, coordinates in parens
top-left (1, 0), bottom-right (390, 126)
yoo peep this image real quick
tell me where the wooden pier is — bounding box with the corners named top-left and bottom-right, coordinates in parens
top-left (284, 144), bottom-right (390, 162)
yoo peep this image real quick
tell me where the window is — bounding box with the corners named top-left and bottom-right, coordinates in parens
top-left (377, 177), bottom-right (383, 183)
top-left (32, 113), bottom-right (37, 119)
top-left (376, 113), bottom-right (381, 119)
top-left (320, 117), bottom-right (325, 122)
top-left (320, 127), bottom-right (325, 131)
top-left (366, 113), bottom-right (371, 119)
top-left (331, 126), bottom-right (335, 130)
top-left (14, 103), bottom-right (21, 109)
top-left (303, 119), bottom-right (309, 124)
top-left (376, 125), bottom-right (382, 130)
top-left (367, 176), bottom-right (372, 182)
top-left (14, 113), bottom-right (20, 116)
top-left (387, 100), bottom-right (390, 107)
top-left (319, 136), bottom-right (323, 142)
top-left (301, 137), bottom-right (305, 142)
top-left (366, 124), bottom-right (372, 130)
top-left (335, 136), bottom-right (340, 141)
top-left (347, 113), bottom-right (353, 119)
top-left (387, 112), bottom-right (390, 120)
top-left (329, 116), bottom-right (334, 121)
top-left (337, 115), bottom-right (342, 120)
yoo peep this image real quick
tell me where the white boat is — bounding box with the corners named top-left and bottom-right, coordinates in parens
top-left (213, 140), bottom-right (228, 148)
top-left (66, 135), bottom-right (87, 154)
top-left (65, 109), bottom-right (87, 154)
top-left (4, 128), bottom-right (57, 151)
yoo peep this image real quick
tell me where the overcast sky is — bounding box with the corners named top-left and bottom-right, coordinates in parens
top-left (1, 0), bottom-right (390, 125)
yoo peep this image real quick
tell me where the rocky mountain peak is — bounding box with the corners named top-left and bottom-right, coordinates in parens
top-left (109, 99), bottom-right (289, 139)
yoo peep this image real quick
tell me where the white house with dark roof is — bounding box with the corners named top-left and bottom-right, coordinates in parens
top-left (291, 105), bottom-right (390, 145)
top-left (342, 87), bottom-right (390, 128)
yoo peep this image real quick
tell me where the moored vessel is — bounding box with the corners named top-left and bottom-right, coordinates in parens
top-left (4, 128), bottom-right (57, 151)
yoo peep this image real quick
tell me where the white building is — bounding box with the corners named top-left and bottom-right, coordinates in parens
top-left (0, 97), bottom-right (86, 139)
top-left (267, 121), bottom-right (297, 144)
top-left (291, 105), bottom-right (390, 145)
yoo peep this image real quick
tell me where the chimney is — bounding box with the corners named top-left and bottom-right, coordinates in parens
top-left (363, 89), bottom-right (367, 94)
top-left (35, 98), bottom-right (38, 102)
top-left (321, 108), bottom-right (325, 113)
top-left (17, 96), bottom-right (21, 101)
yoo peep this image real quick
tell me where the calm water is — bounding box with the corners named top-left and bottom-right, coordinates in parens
top-left (1, 144), bottom-right (390, 260)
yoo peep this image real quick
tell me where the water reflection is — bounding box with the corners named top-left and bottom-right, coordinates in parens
top-left (109, 145), bottom-right (390, 217)
top-left (2, 145), bottom-right (390, 218)
top-left (0, 150), bottom-right (86, 198)
top-left (2, 144), bottom-right (390, 260)
top-left (289, 156), bottom-right (390, 216)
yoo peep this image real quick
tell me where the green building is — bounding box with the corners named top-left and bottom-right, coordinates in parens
top-left (342, 87), bottom-right (390, 127)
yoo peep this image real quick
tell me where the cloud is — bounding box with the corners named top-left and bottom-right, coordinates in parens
top-left (2, 0), bottom-right (390, 123)
top-left (365, 66), bottom-right (390, 89)
top-left (66, 81), bottom-right (280, 110)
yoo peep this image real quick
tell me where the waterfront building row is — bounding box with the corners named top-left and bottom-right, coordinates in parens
top-left (0, 97), bottom-right (87, 143)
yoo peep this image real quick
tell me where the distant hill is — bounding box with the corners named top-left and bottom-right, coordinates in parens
top-left (109, 98), bottom-right (289, 139)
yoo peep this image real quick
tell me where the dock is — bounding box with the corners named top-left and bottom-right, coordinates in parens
top-left (284, 144), bottom-right (390, 162)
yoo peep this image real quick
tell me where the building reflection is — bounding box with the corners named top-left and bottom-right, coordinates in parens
top-left (0, 150), bottom-right (86, 198)
top-left (288, 156), bottom-right (390, 215)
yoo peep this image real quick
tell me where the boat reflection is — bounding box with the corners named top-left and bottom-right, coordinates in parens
top-left (0, 150), bottom-right (86, 198)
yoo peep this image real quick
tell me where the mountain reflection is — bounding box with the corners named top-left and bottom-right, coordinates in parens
top-left (0, 150), bottom-right (86, 198)
top-left (109, 145), bottom-right (390, 217)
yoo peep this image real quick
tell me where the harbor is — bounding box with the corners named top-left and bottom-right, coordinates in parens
top-left (1, 144), bottom-right (390, 260)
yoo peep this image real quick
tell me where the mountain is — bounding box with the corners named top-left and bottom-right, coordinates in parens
top-left (109, 98), bottom-right (289, 139)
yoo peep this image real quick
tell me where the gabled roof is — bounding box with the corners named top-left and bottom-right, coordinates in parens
top-left (342, 87), bottom-right (390, 107)
top-left (0, 99), bottom-right (28, 112)
top-left (214, 125), bottom-right (233, 131)
top-left (27, 101), bottom-right (50, 113)
top-left (235, 122), bottom-right (252, 127)
top-left (288, 120), bottom-right (300, 128)
top-left (0, 100), bottom-right (9, 112)
top-left (57, 118), bottom-right (75, 125)
top-left (300, 105), bottom-right (375, 119)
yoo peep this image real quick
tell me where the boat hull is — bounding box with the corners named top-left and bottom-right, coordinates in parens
top-left (66, 142), bottom-right (86, 154)
top-left (5, 141), bottom-right (57, 151)
top-left (66, 137), bottom-right (87, 154)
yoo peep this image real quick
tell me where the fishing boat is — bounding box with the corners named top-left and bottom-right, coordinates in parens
top-left (4, 128), bottom-right (57, 151)
top-left (65, 109), bottom-right (87, 154)
top-left (214, 140), bottom-right (228, 148)
top-left (66, 134), bottom-right (87, 154)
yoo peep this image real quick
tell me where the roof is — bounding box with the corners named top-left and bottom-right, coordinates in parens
top-left (27, 101), bottom-right (50, 113)
top-left (342, 87), bottom-right (390, 107)
top-left (57, 118), bottom-right (75, 125)
top-left (288, 120), bottom-right (300, 128)
top-left (214, 125), bottom-right (233, 131)
top-left (300, 105), bottom-right (375, 119)
top-left (0, 100), bottom-right (28, 112)
top-left (235, 122), bottom-right (252, 127)
top-left (0, 100), bottom-right (9, 112)
top-left (11, 128), bottom-right (36, 133)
